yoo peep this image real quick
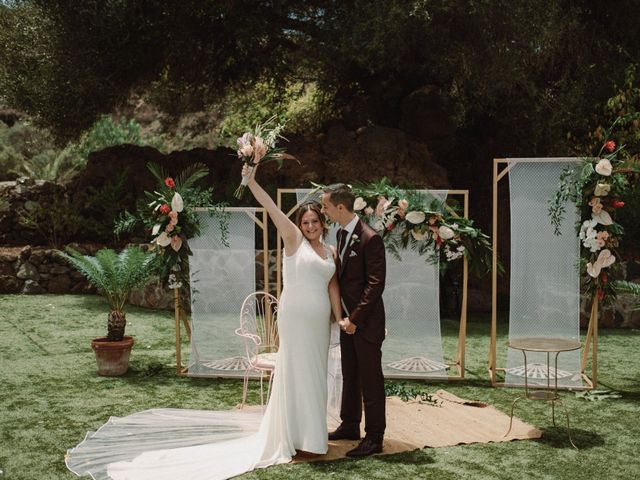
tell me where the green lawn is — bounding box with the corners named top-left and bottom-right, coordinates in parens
top-left (1, 294), bottom-right (639, 479)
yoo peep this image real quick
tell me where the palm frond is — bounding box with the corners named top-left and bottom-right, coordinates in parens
top-left (146, 162), bottom-right (168, 184)
top-left (58, 247), bottom-right (157, 312)
top-left (612, 281), bottom-right (640, 296)
top-left (175, 163), bottom-right (209, 190)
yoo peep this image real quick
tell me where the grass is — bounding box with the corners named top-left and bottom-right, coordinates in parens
top-left (1, 294), bottom-right (639, 479)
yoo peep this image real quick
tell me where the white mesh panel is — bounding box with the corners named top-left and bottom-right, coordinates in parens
top-left (383, 190), bottom-right (448, 379)
top-left (506, 160), bottom-right (582, 388)
top-left (187, 210), bottom-right (257, 377)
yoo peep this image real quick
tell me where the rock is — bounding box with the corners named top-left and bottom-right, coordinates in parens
top-left (29, 249), bottom-right (47, 266)
top-left (0, 250), bottom-right (19, 263)
top-left (47, 275), bottom-right (71, 294)
top-left (49, 265), bottom-right (70, 275)
top-left (0, 275), bottom-right (22, 293)
top-left (22, 279), bottom-right (45, 294)
top-left (16, 261), bottom-right (39, 281)
top-left (0, 261), bottom-right (14, 276)
top-left (19, 245), bottom-right (32, 261)
top-left (129, 282), bottom-right (173, 310)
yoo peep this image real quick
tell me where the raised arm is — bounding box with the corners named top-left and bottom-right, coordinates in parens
top-left (242, 164), bottom-right (301, 253)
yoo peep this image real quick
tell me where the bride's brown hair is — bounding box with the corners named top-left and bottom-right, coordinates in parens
top-left (295, 201), bottom-right (329, 239)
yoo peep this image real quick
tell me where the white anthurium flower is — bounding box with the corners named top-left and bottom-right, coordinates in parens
top-left (171, 192), bottom-right (184, 212)
top-left (405, 211), bottom-right (426, 224)
top-left (151, 224), bottom-right (162, 236)
top-left (353, 197), bottom-right (367, 211)
top-left (592, 210), bottom-right (613, 225)
top-left (438, 226), bottom-right (455, 240)
top-left (156, 231), bottom-right (172, 247)
top-left (586, 249), bottom-right (615, 277)
top-left (595, 158), bottom-right (613, 176)
top-left (594, 183), bottom-right (611, 196)
top-left (411, 229), bottom-right (426, 241)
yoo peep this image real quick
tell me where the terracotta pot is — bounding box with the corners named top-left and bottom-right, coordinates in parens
top-left (90, 336), bottom-right (134, 376)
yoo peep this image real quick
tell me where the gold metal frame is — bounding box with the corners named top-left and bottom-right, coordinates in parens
top-left (175, 207), bottom-right (269, 376)
top-left (489, 158), bottom-right (597, 389)
top-left (276, 188), bottom-right (470, 380)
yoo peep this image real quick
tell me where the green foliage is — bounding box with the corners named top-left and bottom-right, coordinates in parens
top-left (115, 162), bottom-right (229, 286)
top-left (74, 116), bottom-right (148, 158)
top-left (16, 193), bottom-right (83, 248)
top-left (320, 178), bottom-right (494, 277)
top-left (3, 0), bottom-right (639, 154)
top-left (612, 281), bottom-right (640, 297)
top-left (0, 120), bottom-right (83, 182)
top-left (77, 168), bottom-right (133, 242)
top-left (384, 382), bottom-right (440, 405)
top-left (549, 120), bottom-right (640, 302)
top-left (58, 247), bottom-right (157, 315)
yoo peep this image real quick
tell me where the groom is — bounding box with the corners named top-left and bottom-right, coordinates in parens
top-left (321, 183), bottom-right (386, 458)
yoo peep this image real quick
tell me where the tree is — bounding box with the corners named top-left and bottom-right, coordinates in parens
top-left (1, 0), bottom-right (639, 154)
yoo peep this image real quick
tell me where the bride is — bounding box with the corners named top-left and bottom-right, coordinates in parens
top-left (66, 164), bottom-right (344, 479)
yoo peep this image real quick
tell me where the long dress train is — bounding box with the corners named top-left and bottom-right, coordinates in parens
top-left (66, 239), bottom-right (335, 480)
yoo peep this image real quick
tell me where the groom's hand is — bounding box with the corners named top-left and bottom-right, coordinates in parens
top-left (339, 318), bottom-right (357, 335)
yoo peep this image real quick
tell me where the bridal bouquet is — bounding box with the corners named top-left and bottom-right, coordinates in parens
top-left (234, 116), bottom-right (291, 199)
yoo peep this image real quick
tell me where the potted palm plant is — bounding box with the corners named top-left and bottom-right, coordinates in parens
top-left (59, 246), bottom-right (157, 376)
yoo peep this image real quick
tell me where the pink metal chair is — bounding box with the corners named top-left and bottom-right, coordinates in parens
top-left (235, 292), bottom-right (279, 408)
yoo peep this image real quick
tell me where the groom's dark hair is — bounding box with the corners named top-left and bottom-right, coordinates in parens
top-left (323, 183), bottom-right (355, 212)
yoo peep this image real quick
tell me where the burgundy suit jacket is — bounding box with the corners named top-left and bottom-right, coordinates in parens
top-left (337, 219), bottom-right (386, 344)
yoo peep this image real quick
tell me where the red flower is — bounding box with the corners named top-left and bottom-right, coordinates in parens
top-left (435, 235), bottom-right (443, 246)
top-left (611, 200), bottom-right (625, 208)
top-left (604, 140), bottom-right (616, 153)
top-left (159, 203), bottom-right (171, 215)
top-left (386, 222), bottom-right (395, 232)
top-left (597, 288), bottom-right (605, 301)
top-left (165, 177), bottom-right (175, 188)
top-left (600, 271), bottom-right (608, 285)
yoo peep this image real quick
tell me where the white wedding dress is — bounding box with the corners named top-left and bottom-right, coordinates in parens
top-left (66, 238), bottom-right (336, 480)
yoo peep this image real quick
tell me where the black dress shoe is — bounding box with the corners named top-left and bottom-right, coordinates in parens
top-left (346, 438), bottom-right (383, 458)
top-left (328, 425), bottom-right (360, 441)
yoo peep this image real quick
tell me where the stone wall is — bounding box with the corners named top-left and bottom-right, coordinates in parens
top-left (2, 244), bottom-right (638, 328)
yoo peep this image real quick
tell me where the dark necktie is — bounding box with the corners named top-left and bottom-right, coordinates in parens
top-left (337, 229), bottom-right (348, 255)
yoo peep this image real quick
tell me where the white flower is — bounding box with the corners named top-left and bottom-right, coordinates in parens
top-left (586, 249), bottom-right (615, 277)
top-left (151, 224), bottom-right (162, 236)
top-left (156, 231), bottom-right (172, 247)
top-left (579, 219), bottom-right (597, 240)
top-left (397, 199), bottom-right (409, 211)
top-left (594, 183), bottom-right (611, 196)
top-left (353, 197), bottom-right (367, 211)
top-left (405, 211), bottom-right (426, 224)
top-left (438, 226), bottom-right (455, 240)
top-left (171, 192), bottom-right (184, 213)
top-left (364, 206), bottom-right (374, 216)
top-left (595, 158), bottom-right (613, 176)
top-left (592, 210), bottom-right (613, 226)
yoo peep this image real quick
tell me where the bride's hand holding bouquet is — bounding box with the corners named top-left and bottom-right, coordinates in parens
top-left (234, 115), bottom-right (295, 199)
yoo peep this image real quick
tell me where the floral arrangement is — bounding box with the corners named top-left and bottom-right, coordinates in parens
top-left (317, 178), bottom-right (493, 276)
top-left (115, 162), bottom-right (228, 285)
top-left (234, 116), bottom-right (293, 198)
top-left (549, 122), bottom-right (640, 301)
